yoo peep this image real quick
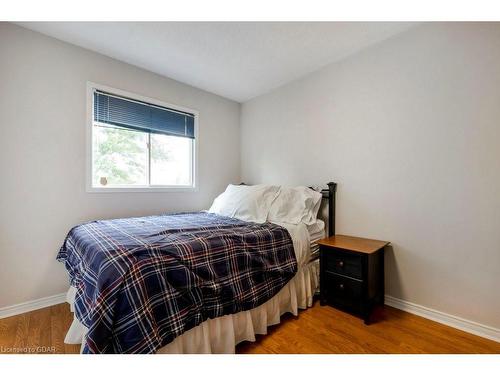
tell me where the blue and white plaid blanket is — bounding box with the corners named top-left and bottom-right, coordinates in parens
top-left (57, 212), bottom-right (297, 353)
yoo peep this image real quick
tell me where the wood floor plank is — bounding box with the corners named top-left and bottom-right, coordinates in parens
top-left (0, 314), bottom-right (18, 352)
top-left (12, 313), bottom-right (30, 351)
top-left (0, 300), bottom-right (498, 354)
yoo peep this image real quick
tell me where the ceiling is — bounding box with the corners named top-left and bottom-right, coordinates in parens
top-left (17, 22), bottom-right (417, 102)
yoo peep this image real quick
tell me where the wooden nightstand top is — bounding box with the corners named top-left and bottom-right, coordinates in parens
top-left (317, 235), bottom-right (389, 254)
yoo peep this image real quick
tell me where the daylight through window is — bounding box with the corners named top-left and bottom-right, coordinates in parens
top-left (90, 88), bottom-right (196, 189)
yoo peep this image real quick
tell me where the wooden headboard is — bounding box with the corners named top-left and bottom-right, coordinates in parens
top-left (314, 182), bottom-right (337, 237)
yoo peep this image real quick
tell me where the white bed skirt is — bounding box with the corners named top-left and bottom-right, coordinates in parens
top-left (65, 259), bottom-right (319, 354)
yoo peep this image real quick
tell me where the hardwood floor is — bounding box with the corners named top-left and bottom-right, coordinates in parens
top-left (0, 303), bottom-right (80, 354)
top-left (1, 300), bottom-right (499, 354)
top-left (237, 301), bottom-right (500, 354)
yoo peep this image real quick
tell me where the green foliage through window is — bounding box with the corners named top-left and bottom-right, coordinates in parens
top-left (93, 126), bottom-right (148, 186)
top-left (92, 124), bottom-right (192, 187)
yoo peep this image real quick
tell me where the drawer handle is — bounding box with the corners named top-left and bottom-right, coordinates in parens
top-left (338, 261), bottom-right (344, 267)
top-left (339, 283), bottom-right (344, 290)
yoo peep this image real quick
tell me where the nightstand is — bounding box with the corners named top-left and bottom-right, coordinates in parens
top-left (318, 235), bottom-right (390, 324)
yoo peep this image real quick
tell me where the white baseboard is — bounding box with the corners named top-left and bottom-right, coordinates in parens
top-left (385, 295), bottom-right (500, 343)
top-left (0, 293), bottom-right (67, 319)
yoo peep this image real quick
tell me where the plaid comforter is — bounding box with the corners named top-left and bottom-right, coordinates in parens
top-left (57, 212), bottom-right (297, 354)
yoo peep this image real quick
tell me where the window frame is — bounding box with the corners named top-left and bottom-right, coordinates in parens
top-left (86, 82), bottom-right (199, 193)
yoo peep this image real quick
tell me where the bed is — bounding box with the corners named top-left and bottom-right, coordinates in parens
top-left (58, 182), bottom-right (337, 354)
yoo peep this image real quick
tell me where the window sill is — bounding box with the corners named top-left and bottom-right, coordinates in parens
top-left (86, 186), bottom-right (198, 193)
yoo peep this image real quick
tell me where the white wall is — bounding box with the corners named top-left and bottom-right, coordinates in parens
top-left (0, 23), bottom-right (240, 308)
top-left (241, 23), bottom-right (500, 328)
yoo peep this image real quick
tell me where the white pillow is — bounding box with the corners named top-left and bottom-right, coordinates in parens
top-left (268, 186), bottom-right (322, 225)
top-left (208, 184), bottom-right (280, 223)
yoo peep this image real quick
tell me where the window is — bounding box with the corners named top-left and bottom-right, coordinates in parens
top-left (87, 84), bottom-right (197, 191)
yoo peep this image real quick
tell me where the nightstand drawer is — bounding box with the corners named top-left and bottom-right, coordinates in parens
top-left (324, 250), bottom-right (362, 280)
top-left (324, 272), bottom-right (363, 311)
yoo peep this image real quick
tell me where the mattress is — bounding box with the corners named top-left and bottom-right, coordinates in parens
top-left (274, 220), bottom-right (324, 266)
top-left (64, 219), bottom-right (324, 353)
top-left (308, 219), bottom-right (325, 260)
top-left (59, 212), bottom-right (299, 353)
top-left (308, 219), bottom-right (326, 242)
top-left (65, 259), bottom-right (319, 353)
